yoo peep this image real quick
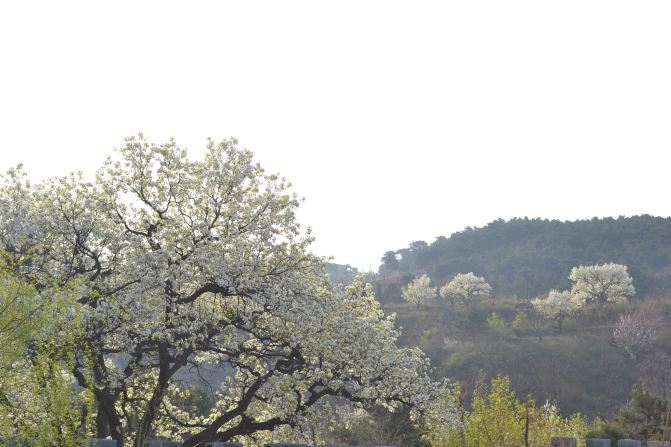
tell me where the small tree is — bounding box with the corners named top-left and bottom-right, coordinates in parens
top-left (614, 315), bottom-right (656, 359)
top-left (0, 269), bottom-right (90, 447)
top-left (511, 312), bottom-right (530, 334)
top-left (591, 383), bottom-right (668, 443)
top-left (440, 273), bottom-right (491, 308)
top-left (380, 251), bottom-right (399, 271)
top-left (569, 263), bottom-right (635, 308)
top-left (466, 376), bottom-right (523, 447)
top-left (402, 274), bottom-right (436, 308)
top-left (487, 312), bottom-right (508, 335)
top-left (420, 376), bottom-right (588, 447)
top-left (613, 303), bottom-right (661, 359)
top-left (531, 290), bottom-right (581, 332)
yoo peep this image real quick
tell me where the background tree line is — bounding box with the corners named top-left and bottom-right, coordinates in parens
top-left (377, 216), bottom-right (671, 301)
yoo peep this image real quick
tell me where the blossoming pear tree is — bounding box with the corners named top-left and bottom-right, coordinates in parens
top-left (531, 290), bottom-right (580, 331)
top-left (439, 273), bottom-right (491, 308)
top-left (613, 314), bottom-right (657, 359)
top-left (612, 302), bottom-right (662, 359)
top-left (569, 263), bottom-right (635, 307)
top-left (0, 136), bottom-right (450, 447)
top-left (402, 274), bottom-right (436, 308)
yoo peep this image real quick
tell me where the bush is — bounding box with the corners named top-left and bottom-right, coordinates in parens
top-left (512, 312), bottom-right (530, 334)
top-left (421, 375), bottom-right (588, 447)
top-left (487, 312), bottom-right (509, 335)
top-left (588, 383), bottom-right (668, 443)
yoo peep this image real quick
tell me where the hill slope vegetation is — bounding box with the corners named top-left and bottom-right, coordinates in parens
top-left (378, 215), bottom-right (671, 301)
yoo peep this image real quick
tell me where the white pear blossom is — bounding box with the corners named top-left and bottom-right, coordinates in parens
top-left (569, 263), bottom-right (635, 307)
top-left (439, 272), bottom-right (491, 307)
top-left (0, 136), bottom-right (452, 447)
top-left (402, 274), bottom-right (436, 308)
top-left (613, 314), bottom-right (657, 359)
top-left (613, 304), bottom-right (661, 359)
top-left (531, 290), bottom-right (580, 331)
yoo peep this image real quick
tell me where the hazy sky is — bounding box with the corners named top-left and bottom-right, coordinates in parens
top-left (1, 1), bottom-right (670, 270)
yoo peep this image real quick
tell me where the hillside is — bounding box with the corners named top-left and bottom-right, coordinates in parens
top-left (385, 297), bottom-right (671, 418)
top-left (377, 215), bottom-right (671, 301)
top-left (366, 215), bottom-right (671, 419)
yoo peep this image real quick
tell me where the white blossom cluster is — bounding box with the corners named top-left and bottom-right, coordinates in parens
top-left (439, 272), bottom-right (491, 306)
top-left (531, 290), bottom-right (579, 323)
top-left (401, 274), bottom-right (436, 307)
top-left (0, 136), bottom-right (452, 446)
top-left (532, 263), bottom-right (635, 326)
top-left (613, 313), bottom-right (657, 359)
top-left (569, 263), bottom-right (635, 306)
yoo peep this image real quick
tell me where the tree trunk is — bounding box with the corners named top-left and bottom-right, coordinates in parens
top-left (96, 405), bottom-right (109, 439)
top-left (96, 390), bottom-right (124, 447)
top-left (133, 345), bottom-right (172, 447)
top-left (133, 380), bottom-right (169, 446)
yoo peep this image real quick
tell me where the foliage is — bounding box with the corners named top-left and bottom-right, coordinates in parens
top-left (0, 270), bottom-right (39, 372)
top-left (403, 274), bottom-right (436, 308)
top-left (486, 312), bottom-right (508, 335)
top-left (589, 383), bottom-right (669, 443)
top-left (0, 136), bottom-right (451, 447)
top-left (439, 273), bottom-right (491, 308)
top-left (0, 270), bottom-right (92, 447)
top-left (421, 376), bottom-right (587, 447)
top-left (569, 263), bottom-right (635, 308)
top-left (380, 251), bottom-right (400, 272)
top-left (465, 376), bottom-right (524, 447)
top-left (526, 403), bottom-right (588, 447)
top-left (511, 312), bottom-right (530, 334)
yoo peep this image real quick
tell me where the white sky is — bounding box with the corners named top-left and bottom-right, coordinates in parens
top-left (1, 1), bottom-right (670, 271)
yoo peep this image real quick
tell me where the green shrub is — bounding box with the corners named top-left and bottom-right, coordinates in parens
top-left (512, 312), bottom-right (530, 334)
top-left (487, 312), bottom-right (508, 335)
top-left (421, 375), bottom-right (588, 447)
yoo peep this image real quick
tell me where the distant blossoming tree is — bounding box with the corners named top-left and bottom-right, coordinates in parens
top-left (0, 136), bottom-right (451, 447)
top-left (531, 290), bottom-right (580, 331)
top-left (402, 274), bottom-right (436, 308)
top-left (613, 315), bottom-right (657, 359)
top-left (569, 263), bottom-right (635, 307)
top-left (613, 302), bottom-right (661, 359)
top-left (440, 273), bottom-right (491, 308)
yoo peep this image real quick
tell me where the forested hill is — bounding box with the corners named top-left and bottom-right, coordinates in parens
top-left (378, 215), bottom-right (671, 300)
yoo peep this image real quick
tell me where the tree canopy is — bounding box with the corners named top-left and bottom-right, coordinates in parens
top-left (439, 273), bottom-right (491, 307)
top-left (531, 289), bottom-right (580, 331)
top-left (569, 263), bottom-right (635, 307)
top-left (402, 274), bottom-right (436, 308)
top-left (0, 266), bottom-right (88, 446)
top-left (0, 136), bottom-right (447, 447)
